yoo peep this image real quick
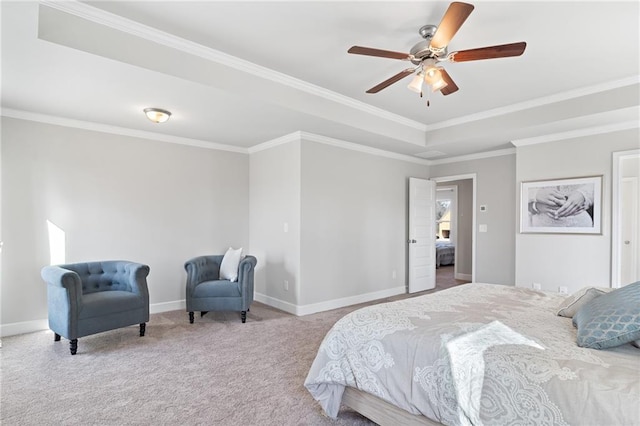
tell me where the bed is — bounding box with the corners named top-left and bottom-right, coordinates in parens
top-left (304, 283), bottom-right (640, 425)
top-left (436, 241), bottom-right (455, 267)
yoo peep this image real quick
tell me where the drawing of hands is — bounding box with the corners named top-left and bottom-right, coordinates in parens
top-left (554, 191), bottom-right (587, 218)
top-left (535, 188), bottom-right (565, 207)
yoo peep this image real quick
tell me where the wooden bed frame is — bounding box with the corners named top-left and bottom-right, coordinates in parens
top-left (342, 387), bottom-right (442, 426)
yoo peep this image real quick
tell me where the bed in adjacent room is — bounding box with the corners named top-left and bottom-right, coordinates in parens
top-left (435, 241), bottom-right (455, 267)
top-left (304, 282), bottom-right (640, 426)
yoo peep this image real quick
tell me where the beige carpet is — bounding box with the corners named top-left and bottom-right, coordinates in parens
top-left (1, 281), bottom-right (461, 425)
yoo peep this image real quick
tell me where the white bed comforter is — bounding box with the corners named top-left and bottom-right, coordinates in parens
top-left (304, 283), bottom-right (640, 425)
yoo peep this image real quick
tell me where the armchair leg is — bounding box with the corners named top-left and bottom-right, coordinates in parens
top-left (139, 323), bottom-right (146, 337)
top-left (241, 311), bottom-right (247, 323)
top-left (189, 312), bottom-right (194, 324)
top-left (200, 311), bottom-right (208, 317)
top-left (70, 339), bottom-right (78, 355)
top-left (54, 333), bottom-right (61, 342)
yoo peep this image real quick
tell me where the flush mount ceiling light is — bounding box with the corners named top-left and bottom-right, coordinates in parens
top-left (143, 108), bottom-right (171, 123)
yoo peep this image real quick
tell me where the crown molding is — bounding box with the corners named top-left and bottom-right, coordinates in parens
top-left (37, 2), bottom-right (639, 150)
top-left (1, 107), bottom-right (426, 164)
top-left (512, 120), bottom-right (640, 147)
top-left (30, 1), bottom-right (640, 162)
top-left (299, 132), bottom-right (430, 165)
top-left (1, 108), bottom-right (247, 153)
top-left (425, 75), bottom-right (640, 132)
top-left (39, 0), bottom-right (427, 133)
top-left (247, 132), bottom-right (302, 154)
top-left (249, 130), bottom-right (430, 165)
top-left (427, 148), bottom-right (516, 166)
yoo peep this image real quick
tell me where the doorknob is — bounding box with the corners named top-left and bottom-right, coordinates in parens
top-left (408, 239), bottom-right (417, 243)
top-left (624, 240), bottom-right (631, 245)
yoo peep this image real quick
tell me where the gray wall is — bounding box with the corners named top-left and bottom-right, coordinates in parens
top-left (1, 117), bottom-right (249, 332)
top-left (7, 114), bottom-right (633, 332)
top-left (515, 128), bottom-right (640, 293)
top-left (300, 140), bottom-right (429, 306)
top-left (249, 136), bottom-right (430, 312)
top-left (249, 141), bottom-right (301, 307)
top-left (430, 153), bottom-right (517, 285)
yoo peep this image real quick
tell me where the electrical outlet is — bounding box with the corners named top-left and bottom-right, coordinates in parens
top-left (532, 283), bottom-right (541, 290)
top-left (283, 280), bottom-right (289, 291)
top-left (558, 286), bottom-right (568, 295)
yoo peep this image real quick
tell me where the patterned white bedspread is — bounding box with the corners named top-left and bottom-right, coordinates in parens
top-left (304, 283), bottom-right (640, 425)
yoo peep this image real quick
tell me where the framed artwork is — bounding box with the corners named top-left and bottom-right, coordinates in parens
top-left (520, 175), bottom-right (602, 234)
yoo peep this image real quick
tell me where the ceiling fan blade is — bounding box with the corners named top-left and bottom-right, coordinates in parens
top-left (348, 46), bottom-right (411, 60)
top-left (366, 69), bottom-right (416, 93)
top-left (439, 69), bottom-right (459, 96)
top-left (430, 2), bottom-right (475, 50)
top-left (449, 41), bottom-right (527, 62)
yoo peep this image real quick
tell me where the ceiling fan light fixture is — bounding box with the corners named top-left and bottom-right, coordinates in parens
top-left (144, 107), bottom-right (172, 123)
top-left (407, 73), bottom-right (424, 93)
top-left (430, 76), bottom-right (448, 92)
top-left (421, 62), bottom-right (448, 92)
top-left (423, 61), bottom-right (441, 85)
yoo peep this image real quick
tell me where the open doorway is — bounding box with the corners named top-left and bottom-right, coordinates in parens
top-left (433, 174), bottom-right (476, 288)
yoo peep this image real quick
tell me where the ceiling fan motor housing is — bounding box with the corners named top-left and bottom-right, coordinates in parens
top-left (410, 25), bottom-right (446, 65)
top-left (418, 24), bottom-right (437, 39)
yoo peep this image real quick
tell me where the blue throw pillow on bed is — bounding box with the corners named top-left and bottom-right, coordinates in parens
top-left (573, 281), bottom-right (640, 349)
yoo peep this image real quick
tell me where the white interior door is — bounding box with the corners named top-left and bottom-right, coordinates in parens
top-left (408, 178), bottom-right (436, 293)
top-left (621, 177), bottom-right (639, 285)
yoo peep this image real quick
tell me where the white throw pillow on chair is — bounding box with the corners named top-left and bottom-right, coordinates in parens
top-left (220, 247), bottom-right (243, 282)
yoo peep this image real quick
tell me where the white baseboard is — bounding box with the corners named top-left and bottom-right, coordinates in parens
top-left (254, 293), bottom-right (298, 315)
top-left (255, 286), bottom-right (407, 316)
top-left (1, 300), bottom-right (186, 337)
top-left (0, 319), bottom-right (49, 338)
top-left (455, 273), bottom-right (472, 281)
top-left (150, 299), bottom-right (185, 314)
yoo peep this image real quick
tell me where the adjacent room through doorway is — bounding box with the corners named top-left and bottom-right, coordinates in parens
top-left (435, 177), bottom-right (474, 287)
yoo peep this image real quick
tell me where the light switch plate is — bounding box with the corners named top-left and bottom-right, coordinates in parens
top-left (479, 224), bottom-right (487, 232)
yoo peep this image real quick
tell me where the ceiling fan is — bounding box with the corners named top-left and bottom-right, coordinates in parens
top-left (348, 1), bottom-right (526, 99)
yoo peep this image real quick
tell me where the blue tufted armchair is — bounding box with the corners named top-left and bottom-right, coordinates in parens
top-left (41, 260), bottom-right (150, 355)
top-left (184, 255), bottom-right (257, 324)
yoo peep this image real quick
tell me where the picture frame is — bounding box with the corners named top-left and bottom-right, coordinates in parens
top-left (520, 175), bottom-right (602, 234)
